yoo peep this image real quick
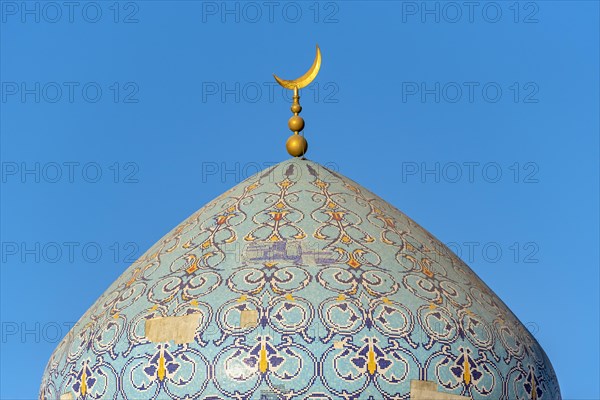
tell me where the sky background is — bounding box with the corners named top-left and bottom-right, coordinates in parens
top-left (1, 1), bottom-right (598, 399)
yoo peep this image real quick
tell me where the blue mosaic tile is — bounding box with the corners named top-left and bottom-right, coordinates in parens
top-left (40, 159), bottom-right (561, 399)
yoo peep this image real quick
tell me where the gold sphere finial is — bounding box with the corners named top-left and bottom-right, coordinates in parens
top-left (286, 134), bottom-right (308, 157)
top-left (273, 45), bottom-right (321, 157)
top-left (288, 115), bottom-right (305, 132)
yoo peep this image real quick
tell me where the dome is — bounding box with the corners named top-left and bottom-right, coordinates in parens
top-left (40, 158), bottom-right (560, 399)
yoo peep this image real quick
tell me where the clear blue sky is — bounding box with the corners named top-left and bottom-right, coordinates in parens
top-left (1, 1), bottom-right (598, 399)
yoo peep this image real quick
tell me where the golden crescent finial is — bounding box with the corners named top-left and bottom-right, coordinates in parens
top-left (274, 45), bottom-right (321, 158)
top-left (273, 45), bottom-right (321, 90)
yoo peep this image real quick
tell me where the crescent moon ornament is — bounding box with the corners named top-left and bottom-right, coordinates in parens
top-left (275, 45), bottom-right (322, 158)
top-left (273, 45), bottom-right (321, 89)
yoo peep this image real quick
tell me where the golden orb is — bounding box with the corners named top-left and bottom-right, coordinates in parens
top-left (286, 134), bottom-right (308, 157)
top-left (288, 115), bottom-right (305, 132)
top-left (291, 103), bottom-right (302, 114)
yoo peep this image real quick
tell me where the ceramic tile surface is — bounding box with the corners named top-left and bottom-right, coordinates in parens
top-left (40, 159), bottom-right (560, 400)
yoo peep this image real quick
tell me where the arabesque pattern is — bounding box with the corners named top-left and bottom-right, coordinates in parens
top-left (40, 159), bottom-right (560, 400)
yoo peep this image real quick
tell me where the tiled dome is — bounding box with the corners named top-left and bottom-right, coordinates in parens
top-left (40, 159), bottom-right (560, 399)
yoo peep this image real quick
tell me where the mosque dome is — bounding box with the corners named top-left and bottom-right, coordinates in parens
top-left (39, 159), bottom-right (560, 399)
top-left (40, 46), bottom-right (560, 399)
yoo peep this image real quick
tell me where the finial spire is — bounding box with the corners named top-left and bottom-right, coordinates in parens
top-left (273, 45), bottom-right (321, 157)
